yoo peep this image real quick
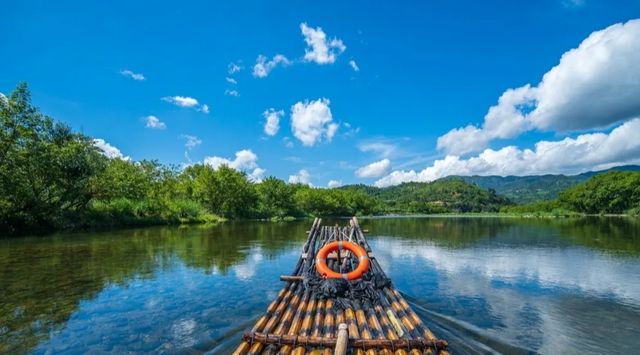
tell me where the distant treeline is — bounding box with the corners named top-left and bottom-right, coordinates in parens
top-left (339, 180), bottom-right (510, 214)
top-left (2, 83), bottom-right (639, 235)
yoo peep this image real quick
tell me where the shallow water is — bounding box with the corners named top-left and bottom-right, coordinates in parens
top-left (1, 217), bottom-right (640, 354)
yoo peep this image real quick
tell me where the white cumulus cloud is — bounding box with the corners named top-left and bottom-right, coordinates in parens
top-left (437, 19), bottom-right (640, 156)
top-left (377, 118), bottom-right (640, 187)
top-left (162, 96), bottom-right (198, 107)
top-left (288, 169), bottom-right (312, 185)
top-left (300, 23), bottom-right (346, 64)
top-left (290, 98), bottom-right (339, 146)
top-left (327, 180), bottom-right (342, 188)
top-left (356, 159), bottom-right (391, 178)
top-left (93, 139), bottom-right (130, 160)
top-left (226, 77), bottom-right (237, 85)
top-left (120, 69), bottom-right (145, 81)
top-left (263, 108), bottom-right (283, 136)
top-left (145, 115), bottom-right (166, 129)
top-left (248, 168), bottom-right (266, 182)
top-left (162, 96), bottom-right (209, 113)
top-left (205, 149), bottom-right (258, 170)
top-left (252, 54), bottom-right (291, 78)
top-left (205, 149), bottom-right (265, 182)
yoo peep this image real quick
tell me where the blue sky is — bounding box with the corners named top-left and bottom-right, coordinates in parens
top-left (2, 1), bottom-right (640, 187)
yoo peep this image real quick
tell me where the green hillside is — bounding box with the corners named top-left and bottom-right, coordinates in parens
top-left (453, 166), bottom-right (640, 204)
top-left (340, 166), bottom-right (640, 213)
top-left (559, 171), bottom-right (640, 214)
top-left (342, 179), bottom-right (511, 213)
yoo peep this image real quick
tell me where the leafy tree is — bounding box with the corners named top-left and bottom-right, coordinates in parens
top-left (93, 159), bottom-right (154, 201)
top-left (559, 171), bottom-right (640, 214)
top-left (187, 164), bottom-right (258, 218)
top-left (293, 185), bottom-right (381, 216)
top-left (255, 177), bottom-right (297, 217)
top-left (0, 83), bottom-right (105, 233)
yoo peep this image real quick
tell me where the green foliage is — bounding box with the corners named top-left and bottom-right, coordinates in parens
top-left (255, 177), bottom-right (298, 218)
top-left (0, 83), bottom-right (106, 233)
top-left (347, 179), bottom-right (511, 213)
top-left (453, 165), bottom-right (640, 204)
top-left (293, 185), bottom-right (381, 217)
top-left (559, 171), bottom-right (640, 214)
top-left (183, 164), bottom-right (258, 218)
top-left (499, 200), bottom-right (579, 217)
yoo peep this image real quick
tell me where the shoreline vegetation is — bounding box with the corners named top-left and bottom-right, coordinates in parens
top-left (2, 83), bottom-right (639, 236)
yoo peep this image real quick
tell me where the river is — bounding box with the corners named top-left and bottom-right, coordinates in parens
top-left (1, 217), bottom-right (639, 354)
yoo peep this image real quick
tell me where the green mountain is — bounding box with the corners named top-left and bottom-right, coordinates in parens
top-left (559, 170), bottom-right (640, 214)
top-left (452, 165), bottom-right (640, 204)
top-left (341, 165), bottom-right (640, 209)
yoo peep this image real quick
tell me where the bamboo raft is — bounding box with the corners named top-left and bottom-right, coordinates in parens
top-left (233, 217), bottom-right (449, 355)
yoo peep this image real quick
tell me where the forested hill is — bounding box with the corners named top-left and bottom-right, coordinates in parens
top-left (452, 166), bottom-right (640, 204)
top-left (341, 179), bottom-right (510, 213)
top-left (340, 165), bottom-right (640, 209)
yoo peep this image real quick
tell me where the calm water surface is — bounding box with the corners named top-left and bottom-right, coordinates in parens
top-left (1, 217), bottom-right (640, 354)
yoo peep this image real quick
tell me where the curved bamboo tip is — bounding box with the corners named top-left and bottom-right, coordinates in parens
top-left (335, 323), bottom-right (349, 355)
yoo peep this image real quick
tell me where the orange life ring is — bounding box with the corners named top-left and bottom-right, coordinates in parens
top-left (315, 241), bottom-right (370, 280)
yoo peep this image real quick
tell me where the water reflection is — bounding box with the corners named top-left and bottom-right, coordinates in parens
top-left (362, 216), bottom-right (640, 253)
top-left (0, 222), bottom-right (307, 353)
top-left (368, 217), bottom-right (640, 353)
top-left (0, 217), bottom-right (639, 353)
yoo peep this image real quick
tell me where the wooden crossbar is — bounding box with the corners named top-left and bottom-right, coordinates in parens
top-left (242, 332), bottom-right (448, 350)
top-left (301, 251), bottom-right (375, 259)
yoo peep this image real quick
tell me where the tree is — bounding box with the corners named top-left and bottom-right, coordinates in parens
top-left (187, 164), bottom-right (258, 218)
top-left (256, 177), bottom-right (297, 217)
top-left (93, 159), bottom-right (154, 201)
top-left (0, 83), bottom-right (105, 233)
top-left (559, 171), bottom-right (640, 214)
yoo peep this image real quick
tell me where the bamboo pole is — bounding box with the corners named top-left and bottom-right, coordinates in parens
top-left (321, 299), bottom-right (334, 355)
top-left (335, 309), bottom-right (345, 337)
top-left (355, 308), bottom-right (377, 355)
top-left (233, 282), bottom-right (299, 354)
top-left (307, 299), bottom-right (325, 353)
top-left (335, 323), bottom-right (349, 355)
top-left (345, 308), bottom-right (365, 355)
top-left (277, 290), bottom-right (310, 354)
top-left (247, 286), bottom-right (304, 354)
top-left (292, 296), bottom-right (317, 355)
top-left (365, 306), bottom-right (393, 355)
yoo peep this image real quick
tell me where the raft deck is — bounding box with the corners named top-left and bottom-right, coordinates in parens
top-left (233, 217), bottom-right (449, 355)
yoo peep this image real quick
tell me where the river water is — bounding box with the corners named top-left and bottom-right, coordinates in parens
top-left (1, 217), bottom-right (639, 354)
